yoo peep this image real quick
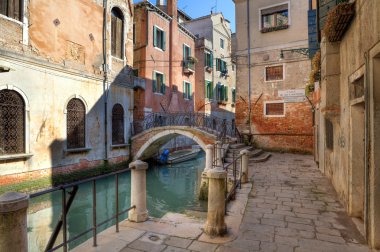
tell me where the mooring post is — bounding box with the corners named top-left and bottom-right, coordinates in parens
top-left (199, 144), bottom-right (214, 200)
top-left (204, 167), bottom-right (227, 236)
top-left (128, 160), bottom-right (149, 222)
top-left (205, 144), bottom-right (214, 171)
top-left (240, 149), bottom-right (250, 184)
top-left (0, 192), bottom-right (29, 251)
top-left (216, 141), bottom-right (223, 167)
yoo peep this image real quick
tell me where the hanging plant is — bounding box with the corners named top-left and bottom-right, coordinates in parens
top-left (187, 56), bottom-right (198, 64)
top-left (306, 51), bottom-right (321, 96)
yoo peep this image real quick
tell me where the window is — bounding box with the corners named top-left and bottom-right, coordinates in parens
top-left (183, 44), bottom-right (191, 60)
top-left (232, 64), bottom-right (235, 71)
top-left (216, 84), bottom-right (228, 102)
top-left (205, 81), bottom-right (213, 99)
top-left (111, 8), bottom-right (124, 59)
top-left (67, 98), bottom-right (86, 149)
top-left (153, 26), bottom-right (166, 51)
top-left (220, 38), bottom-right (224, 49)
top-left (205, 52), bottom-right (213, 68)
top-left (325, 119), bottom-right (334, 150)
top-left (216, 59), bottom-right (227, 72)
top-left (261, 4), bottom-right (289, 31)
top-left (264, 102), bottom-right (285, 116)
top-left (0, 0), bottom-right (22, 21)
top-left (133, 23), bottom-right (136, 45)
top-left (0, 90), bottom-right (25, 155)
top-left (152, 71), bottom-right (166, 94)
top-left (112, 104), bottom-right (125, 145)
top-left (183, 81), bottom-right (191, 100)
top-left (232, 88), bottom-right (236, 103)
top-left (265, 65), bottom-right (284, 81)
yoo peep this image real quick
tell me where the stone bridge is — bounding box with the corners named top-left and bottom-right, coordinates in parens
top-left (130, 112), bottom-right (239, 160)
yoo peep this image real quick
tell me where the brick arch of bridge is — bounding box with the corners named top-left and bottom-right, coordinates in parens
top-left (131, 126), bottom-right (218, 160)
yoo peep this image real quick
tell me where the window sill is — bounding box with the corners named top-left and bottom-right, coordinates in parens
top-left (111, 56), bottom-right (124, 62)
top-left (154, 47), bottom-right (165, 52)
top-left (153, 92), bottom-right (164, 96)
top-left (111, 144), bottom-right (130, 149)
top-left (0, 153), bottom-right (33, 161)
top-left (65, 147), bottom-right (92, 154)
top-left (260, 24), bottom-right (289, 33)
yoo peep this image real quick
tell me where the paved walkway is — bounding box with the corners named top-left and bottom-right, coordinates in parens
top-left (73, 153), bottom-right (374, 252)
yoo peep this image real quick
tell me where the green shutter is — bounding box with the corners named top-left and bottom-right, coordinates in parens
top-left (210, 82), bottom-right (213, 98)
top-left (216, 59), bottom-right (219, 71)
top-left (183, 45), bottom-right (186, 60)
top-left (152, 72), bottom-right (157, 92)
top-left (153, 26), bottom-right (157, 47)
top-left (183, 81), bottom-right (186, 98)
top-left (210, 52), bottom-right (213, 67)
top-left (205, 81), bottom-right (208, 98)
top-left (189, 47), bottom-right (191, 57)
top-left (225, 86), bottom-right (228, 101)
top-left (162, 74), bottom-right (166, 94)
top-left (189, 83), bottom-right (192, 100)
top-left (162, 31), bottom-right (166, 51)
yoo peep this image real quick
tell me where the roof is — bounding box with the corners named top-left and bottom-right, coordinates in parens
top-left (178, 9), bottom-right (192, 21)
top-left (134, 0), bottom-right (172, 21)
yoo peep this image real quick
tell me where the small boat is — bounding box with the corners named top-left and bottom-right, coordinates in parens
top-left (157, 148), bottom-right (201, 164)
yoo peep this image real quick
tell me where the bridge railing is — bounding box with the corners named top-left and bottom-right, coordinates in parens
top-left (131, 112), bottom-right (239, 140)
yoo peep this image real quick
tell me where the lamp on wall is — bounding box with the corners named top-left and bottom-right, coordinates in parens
top-left (280, 48), bottom-right (309, 61)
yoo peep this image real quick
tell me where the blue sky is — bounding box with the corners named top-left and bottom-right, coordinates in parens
top-left (133, 0), bottom-right (236, 32)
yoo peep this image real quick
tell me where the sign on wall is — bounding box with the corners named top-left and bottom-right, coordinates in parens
top-left (278, 89), bottom-right (306, 103)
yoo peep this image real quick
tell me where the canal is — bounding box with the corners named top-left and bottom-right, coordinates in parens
top-left (27, 151), bottom-right (206, 251)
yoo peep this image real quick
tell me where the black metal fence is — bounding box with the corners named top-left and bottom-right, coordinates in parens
top-left (131, 112), bottom-right (241, 141)
top-left (29, 168), bottom-right (135, 252)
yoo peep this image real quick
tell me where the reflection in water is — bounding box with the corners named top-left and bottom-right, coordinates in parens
top-left (28, 152), bottom-right (206, 251)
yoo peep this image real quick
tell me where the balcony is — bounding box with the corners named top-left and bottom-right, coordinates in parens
top-left (183, 59), bottom-right (195, 74)
top-left (133, 76), bottom-right (146, 90)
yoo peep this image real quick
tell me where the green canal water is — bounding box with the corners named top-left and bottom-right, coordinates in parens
top-left (27, 152), bottom-right (206, 251)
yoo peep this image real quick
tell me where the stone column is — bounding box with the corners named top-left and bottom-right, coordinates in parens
top-left (216, 141), bottom-right (223, 167)
top-left (128, 160), bottom-right (149, 222)
top-left (0, 192), bottom-right (29, 251)
top-left (240, 149), bottom-right (250, 184)
top-left (199, 145), bottom-right (214, 200)
top-left (205, 167), bottom-right (227, 236)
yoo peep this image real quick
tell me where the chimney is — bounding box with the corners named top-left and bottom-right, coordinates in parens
top-left (156, 0), bottom-right (165, 6)
top-left (167, 0), bottom-right (178, 19)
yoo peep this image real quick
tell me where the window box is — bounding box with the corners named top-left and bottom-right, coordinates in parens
top-left (323, 2), bottom-right (355, 42)
top-left (261, 24), bottom-right (289, 33)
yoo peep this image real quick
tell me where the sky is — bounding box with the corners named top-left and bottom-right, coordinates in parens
top-left (133, 0), bottom-right (236, 32)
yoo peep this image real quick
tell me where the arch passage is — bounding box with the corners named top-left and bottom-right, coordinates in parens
top-left (0, 89), bottom-right (25, 155)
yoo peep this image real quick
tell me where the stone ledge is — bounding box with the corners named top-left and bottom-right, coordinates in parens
top-left (0, 153), bottom-right (33, 161)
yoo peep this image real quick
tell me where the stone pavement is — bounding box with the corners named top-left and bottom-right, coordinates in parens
top-left (73, 153), bottom-right (375, 252)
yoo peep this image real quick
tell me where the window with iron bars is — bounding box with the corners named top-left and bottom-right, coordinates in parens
top-left (67, 98), bottom-right (86, 149)
top-left (265, 102), bottom-right (285, 116)
top-left (112, 104), bottom-right (125, 145)
top-left (0, 0), bottom-right (23, 21)
top-left (265, 65), bottom-right (284, 81)
top-left (0, 89), bottom-right (25, 155)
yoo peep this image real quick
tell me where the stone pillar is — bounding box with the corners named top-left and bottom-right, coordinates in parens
top-left (205, 167), bottom-right (227, 236)
top-left (128, 160), bottom-right (149, 222)
top-left (199, 145), bottom-right (214, 200)
top-left (0, 192), bottom-right (29, 251)
top-left (240, 149), bottom-right (250, 184)
top-left (216, 141), bottom-right (223, 167)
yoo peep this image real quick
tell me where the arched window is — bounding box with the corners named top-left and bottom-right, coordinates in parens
top-left (0, 90), bottom-right (25, 155)
top-left (112, 104), bottom-right (125, 145)
top-left (111, 7), bottom-right (124, 59)
top-left (67, 98), bottom-right (86, 149)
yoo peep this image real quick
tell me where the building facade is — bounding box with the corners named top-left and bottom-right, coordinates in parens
top-left (183, 13), bottom-right (237, 122)
top-left (314, 0), bottom-right (380, 248)
top-left (234, 0), bottom-right (314, 152)
top-left (0, 0), bottom-right (134, 183)
top-left (133, 0), bottom-right (196, 118)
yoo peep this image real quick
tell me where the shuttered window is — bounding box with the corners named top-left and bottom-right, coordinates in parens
top-left (205, 81), bottom-right (213, 99)
top-left (67, 98), bottom-right (86, 149)
top-left (153, 71), bottom-right (166, 94)
top-left (0, 0), bottom-right (22, 21)
top-left (153, 26), bottom-right (166, 51)
top-left (205, 52), bottom-right (213, 68)
top-left (112, 104), bottom-right (125, 145)
top-left (232, 88), bottom-right (236, 103)
top-left (111, 8), bottom-right (124, 59)
top-left (183, 81), bottom-right (191, 100)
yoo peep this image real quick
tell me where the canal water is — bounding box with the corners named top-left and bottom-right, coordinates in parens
top-left (27, 152), bottom-right (206, 251)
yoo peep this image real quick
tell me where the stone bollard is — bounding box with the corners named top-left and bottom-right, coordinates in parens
top-left (240, 149), bottom-right (250, 184)
top-left (128, 160), bottom-right (149, 222)
top-left (0, 192), bottom-right (29, 251)
top-left (199, 145), bottom-right (214, 200)
top-left (216, 141), bottom-right (223, 167)
top-left (204, 167), bottom-right (227, 236)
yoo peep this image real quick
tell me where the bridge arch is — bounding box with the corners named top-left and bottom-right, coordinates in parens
top-left (131, 126), bottom-right (217, 161)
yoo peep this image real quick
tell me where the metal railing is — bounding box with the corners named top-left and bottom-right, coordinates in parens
top-left (224, 151), bottom-right (243, 213)
top-left (132, 112), bottom-right (239, 141)
top-left (29, 168), bottom-right (135, 252)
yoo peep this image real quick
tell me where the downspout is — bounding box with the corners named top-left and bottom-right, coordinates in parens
top-left (364, 51), bottom-right (370, 239)
top-left (246, 0), bottom-right (252, 134)
top-left (103, 0), bottom-right (109, 162)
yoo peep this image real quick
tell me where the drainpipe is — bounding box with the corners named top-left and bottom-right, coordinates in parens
top-left (364, 51), bottom-right (370, 239)
top-left (246, 0), bottom-right (252, 134)
top-left (103, 0), bottom-right (109, 162)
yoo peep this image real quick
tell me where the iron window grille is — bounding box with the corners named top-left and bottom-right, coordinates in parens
top-left (112, 104), bottom-right (125, 145)
top-left (0, 90), bottom-right (25, 155)
top-left (67, 98), bottom-right (86, 149)
top-left (0, 0), bottom-right (23, 21)
top-left (265, 102), bottom-right (285, 116)
top-left (265, 65), bottom-right (284, 81)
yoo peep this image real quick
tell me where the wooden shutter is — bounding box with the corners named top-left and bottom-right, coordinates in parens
top-left (153, 26), bottom-right (157, 47)
top-left (224, 86), bottom-right (228, 101)
top-left (189, 83), bottom-right (192, 100)
top-left (152, 72), bottom-right (157, 92)
top-left (210, 52), bottom-right (213, 67)
top-left (162, 74), bottom-right (166, 94)
top-left (116, 17), bottom-right (123, 58)
top-left (162, 31), bottom-right (166, 51)
top-left (216, 59), bottom-right (219, 71)
top-left (111, 15), bottom-right (117, 56)
top-left (183, 81), bottom-right (186, 98)
top-left (183, 44), bottom-right (186, 60)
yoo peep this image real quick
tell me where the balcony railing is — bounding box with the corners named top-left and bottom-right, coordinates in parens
top-left (183, 60), bottom-right (195, 74)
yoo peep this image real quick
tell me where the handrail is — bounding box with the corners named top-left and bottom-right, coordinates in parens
top-left (29, 167), bottom-right (134, 252)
